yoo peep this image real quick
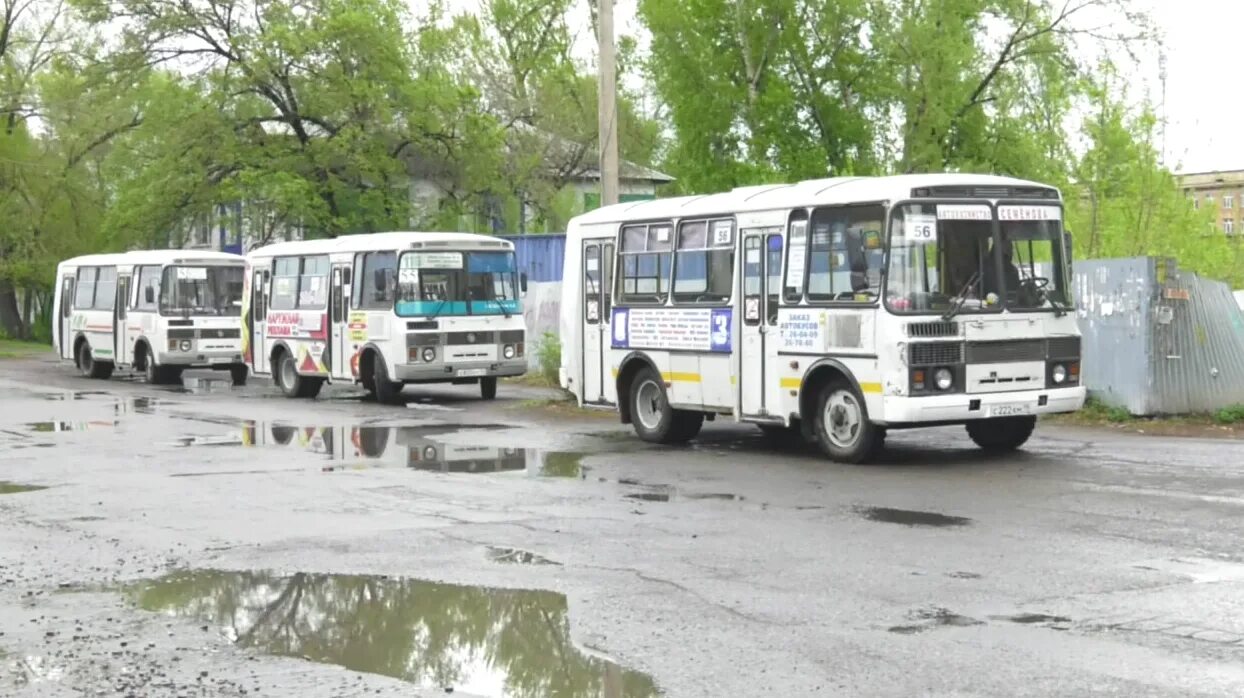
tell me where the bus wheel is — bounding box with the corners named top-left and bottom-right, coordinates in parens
top-left (480, 377), bottom-right (497, 400)
top-left (629, 367), bottom-right (698, 444)
top-left (276, 351), bottom-right (319, 399)
top-left (966, 416), bottom-right (1035, 452)
top-left (230, 365), bottom-right (248, 386)
top-left (143, 347), bottom-right (172, 384)
top-left (812, 379), bottom-right (881, 464)
top-left (79, 342), bottom-right (113, 380)
top-left (372, 356), bottom-right (402, 405)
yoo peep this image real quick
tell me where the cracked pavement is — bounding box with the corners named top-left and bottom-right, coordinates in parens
top-left (2, 352), bottom-right (1244, 696)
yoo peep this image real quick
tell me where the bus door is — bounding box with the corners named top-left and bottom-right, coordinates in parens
top-left (740, 230), bottom-right (783, 417)
top-left (113, 273), bottom-right (132, 366)
top-left (581, 240), bottom-right (614, 404)
top-left (250, 268), bottom-right (268, 374)
top-left (329, 263), bottom-right (350, 379)
top-left (57, 274), bottom-right (74, 360)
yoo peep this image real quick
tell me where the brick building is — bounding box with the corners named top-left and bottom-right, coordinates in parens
top-left (1178, 169), bottom-right (1244, 235)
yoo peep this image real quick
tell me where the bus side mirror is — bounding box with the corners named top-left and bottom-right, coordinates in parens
top-left (373, 269), bottom-right (387, 292)
top-left (144, 287), bottom-right (155, 304)
top-left (1063, 230), bottom-right (1074, 267)
top-left (520, 273), bottom-right (528, 295)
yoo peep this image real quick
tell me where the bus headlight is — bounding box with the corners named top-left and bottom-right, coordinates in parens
top-left (179, 340), bottom-right (192, 352)
top-left (1051, 363), bottom-right (1068, 384)
top-left (422, 347), bottom-right (436, 363)
top-left (503, 344), bottom-right (515, 360)
top-left (934, 368), bottom-right (953, 391)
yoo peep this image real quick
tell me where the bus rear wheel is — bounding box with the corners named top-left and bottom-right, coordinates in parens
top-left (79, 342), bottom-right (113, 380)
top-left (629, 367), bottom-right (701, 444)
top-left (812, 379), bottom-right (882, 464)
top-left (480, 377), bottom-right (497, 400)
top-left (230, 365), bottom-right (248, 386)
top-left (966, 416), bottom-right (1035, 452)
top-left (275, 351), bottom-right (322, 399)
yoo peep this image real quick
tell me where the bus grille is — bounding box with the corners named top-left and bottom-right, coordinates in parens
top-left (966, 339), bottom-right (1045, 363)
top-left (197, 328), bottom-right (240, 339)
top-left (909, 342), bottom-right (964, 366)
top-left (1047, 336), bottom-right (1080, 359)
top-left (906, 321), bottom-right (960, 338)
top-left (447, 331), bottom-right (495, 344)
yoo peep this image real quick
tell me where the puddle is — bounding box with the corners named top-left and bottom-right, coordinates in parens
top-left (994, 613), bottom-right (1071, 626)
top-left (163, 376), bottom-right (238, 395)
top-left (0, 481), bottom-right (48, 494)
top-left (25, 420), bottom-right (117, 433)
top-left (623, 487), bottom-right (743, 504)
top-left (626, 492), bottom-right (671, 503)
top-left (888, 607), bottom-right (983, 634)
top-left (123, 569), bottom-right (659, 696)
top-left (859, 507), bottom-right (972, 528)
top-left (171, 422), bottom-right (586, 477)
top-left (487, 546), bottom-right (561, 566)
top-left (946, 571), bottom-right (983, 579)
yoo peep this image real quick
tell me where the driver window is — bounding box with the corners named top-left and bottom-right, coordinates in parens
top-left (806, 205), bottom-right (883, 303)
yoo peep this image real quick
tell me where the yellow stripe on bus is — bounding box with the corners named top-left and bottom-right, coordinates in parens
top-left (778, 377), bottom-right (882, 394)
top-left (607, 367), bottom-right (700, 383)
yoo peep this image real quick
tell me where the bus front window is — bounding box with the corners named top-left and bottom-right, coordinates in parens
top-left (160, 266), bottom-right (244, 316)
top-left (885, 204), bottom-right (997, 315)
top-left (998, 216), bottom-right (1071, 311)
top-left (396, 251), bottom-right (519, 317)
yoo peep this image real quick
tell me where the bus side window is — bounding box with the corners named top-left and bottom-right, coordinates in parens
top-left (60, 277), bottom-right (74, 317)
top-left (584, 245), bottom-right (601, 324)
top-left (784, 212), bottom-right (809, 303)
top-left (766, 234), bottom-right (783, 324)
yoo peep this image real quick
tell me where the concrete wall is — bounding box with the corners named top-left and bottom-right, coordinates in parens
top-left (521, 281), bottom-right (562, 369)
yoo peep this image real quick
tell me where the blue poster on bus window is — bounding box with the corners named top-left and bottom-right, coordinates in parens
top-left (710, 308), bottom-right (732, 352)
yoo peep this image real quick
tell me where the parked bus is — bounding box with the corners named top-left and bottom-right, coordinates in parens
top-left (559, 174), bottom-right (1086, 463)
top-left (53, 251), bottom-right (247, 385)
top-left (243, 232), bottom-right (527, 402)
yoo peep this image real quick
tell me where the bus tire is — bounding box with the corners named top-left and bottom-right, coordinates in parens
top-left (79, 341), bottom-right (113, 380)
top-left (966, 416), bottom-right (1035, 452)
top-left (812, 378), bottom-right (882, 464)
top-left (480, 376), bottom-right (497, 400)
top-left (275, 350), bottom-right (321, 399)
top-left (230, 365), bottom-right (248, 386)
top-left (143, 346), bottom-right (174, 385)
top-left (372, 356), bottom-right (402, 405)
top-left (628, 367), bottom-right (698, 444)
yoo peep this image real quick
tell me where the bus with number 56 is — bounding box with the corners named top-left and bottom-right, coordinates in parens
top-left (559, 174), bottom-right (1086, 463)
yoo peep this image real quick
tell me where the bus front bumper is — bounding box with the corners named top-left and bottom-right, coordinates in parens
top-left (394, 359), bottom-right (527, 383)
top-left (157, 347), bottom-right (244, 368)
top-left (878, 386), bottom-right (1086, 425)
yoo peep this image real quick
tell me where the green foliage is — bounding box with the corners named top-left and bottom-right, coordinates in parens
top-left (1214, 405), bottom-right (1244, 425)
top-left (537, 331), bottom-right (561, 385)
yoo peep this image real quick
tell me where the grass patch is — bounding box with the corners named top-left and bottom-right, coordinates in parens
top-left (0, 338), bottom-right (47, 359)
top-left (1214, 404), bottom-right (1244, 425)
top-left (1048, 396), bottom-right (1244, 437)
top-left (510, 395), bottom-right (616, 419)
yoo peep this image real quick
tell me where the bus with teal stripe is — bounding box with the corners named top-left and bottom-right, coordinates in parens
top-left (243, 232), bottom-right (528, 403)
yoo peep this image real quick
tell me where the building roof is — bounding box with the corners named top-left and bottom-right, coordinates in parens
top-left (57, 250), bottom-right (244, 268)
top-left (245, 231), bottom-right (513, 258)
top-left (1176, 170), bottom-right (1244, 188)
top-left (568, 173), bottom-right (1058, 228)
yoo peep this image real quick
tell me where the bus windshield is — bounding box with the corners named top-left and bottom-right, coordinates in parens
top-left (395, 251), bottom-right (519, 317)
top-left (160, 265), bottom-right (244, 316)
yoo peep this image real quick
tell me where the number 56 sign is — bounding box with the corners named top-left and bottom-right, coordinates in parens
top-left (904, 214), bottom-right (938, 242)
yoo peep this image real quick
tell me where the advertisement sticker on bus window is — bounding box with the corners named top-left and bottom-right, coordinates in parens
top-left (410, 252), bottom-right (463, 269)
top-left (998, 205), bottom-right (1062, 221)
top-left (745, 247), bottom-right (760, 264)
top-left (936, 204), bottom-right (991, 221)
top-left (399, 268), bottom-right (418, 284)
top-left (176, 267), bottom-right (208, 280)
top-left (712, 221), bottom-right (733, 246)
top-left (654, 226), bottom-right (670, 243)
top-left (586, 256), bottom-right (599, 272)
top-left (903, 214), bottom-right (938, 243)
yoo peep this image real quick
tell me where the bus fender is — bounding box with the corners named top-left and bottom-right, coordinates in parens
top-left (268, 340), bottom-right (293, 369)
top-left (614, 351), bottom-right (659, 425)
top-left (797, 359), bottom-right (865, 439)
top-left (357, 343), bottom-right (388, 380)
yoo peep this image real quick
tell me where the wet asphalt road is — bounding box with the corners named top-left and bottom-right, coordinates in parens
top-left (2, 353), bottom-right (1244, 697)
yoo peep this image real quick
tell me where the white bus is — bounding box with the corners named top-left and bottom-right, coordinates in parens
top-left (560, 174), bottom-right (1086, 463)
top-left (243, 232), bottom-right (527, 402)
top-left (53, 251), bottom-right (247, 385)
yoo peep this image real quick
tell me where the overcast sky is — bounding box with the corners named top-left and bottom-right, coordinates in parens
top-left (438, 0), bottom-right (1237, 175)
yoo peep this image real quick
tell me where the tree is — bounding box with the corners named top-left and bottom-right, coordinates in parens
top-left (69, 0), bottom-right (503, 242)
top-left (1066, 65), bottom-right (1234, 284)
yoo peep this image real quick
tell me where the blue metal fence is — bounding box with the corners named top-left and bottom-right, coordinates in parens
top-left (499, 234), bottom-right (566, 283)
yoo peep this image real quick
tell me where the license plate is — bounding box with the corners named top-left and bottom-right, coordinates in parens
top-left (456, 368), bottom-right (488, 378)
top-left (210, 357), bottom-right (231, 364)
top-left (988, 402), bottom-right (1032, 417)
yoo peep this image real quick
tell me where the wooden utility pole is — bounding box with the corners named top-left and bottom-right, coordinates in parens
top-left (597, 0), bottom-right (620, 206)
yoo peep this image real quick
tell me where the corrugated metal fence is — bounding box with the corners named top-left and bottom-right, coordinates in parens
top-left (1075, 257), bottom-right (1244, 415)
top-left (501, 234), bottom-right (566, 283)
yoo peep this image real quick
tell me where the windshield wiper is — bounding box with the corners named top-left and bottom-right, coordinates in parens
top-left (941, 271), bottom-right (980, 322)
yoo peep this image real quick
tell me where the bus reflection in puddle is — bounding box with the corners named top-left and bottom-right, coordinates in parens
top-left (175, 423), bottom-right (586, 478)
